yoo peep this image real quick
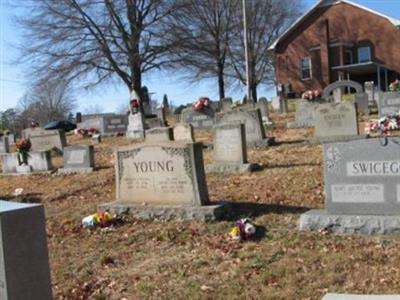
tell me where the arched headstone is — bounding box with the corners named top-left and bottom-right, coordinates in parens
top-left (322, 80), bottom-right (363, 99)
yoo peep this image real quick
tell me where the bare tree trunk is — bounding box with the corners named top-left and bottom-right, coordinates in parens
top-left (217, 62), bottom-right (225, 99)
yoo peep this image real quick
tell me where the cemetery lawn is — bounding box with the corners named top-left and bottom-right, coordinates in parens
top-left (2, 114), bottom-right (400, 299)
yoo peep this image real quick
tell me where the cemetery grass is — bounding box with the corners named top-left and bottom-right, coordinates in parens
top-left (2, 115), bottom-right (400, 299)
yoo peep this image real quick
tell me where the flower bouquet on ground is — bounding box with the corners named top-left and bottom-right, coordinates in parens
top-left (15, 138), bottom-right (31, 165)
top-left (74, 127), bottom-right (98, 137)
top-left (193, 97), bottom-right (210, 112)
top-left (389, 79), bottom-right (400, 92)
top-left (301, 89), bottom-right (322, 101)
top-left (364, 114), bottom-right (400, 135)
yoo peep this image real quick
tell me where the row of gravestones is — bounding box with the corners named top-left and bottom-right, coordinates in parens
top-left (180, 97), bottom-right (272, 129)
top-left (1, 145), bottom-right (95, 175)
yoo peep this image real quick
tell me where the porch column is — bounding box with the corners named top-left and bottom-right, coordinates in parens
top-left (385, 68), bottom-right (388, 92)
top-left (377, 66), bottom-right (381, 91)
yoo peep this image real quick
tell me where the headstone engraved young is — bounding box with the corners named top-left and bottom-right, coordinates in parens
top-left (1, 151), bottom-right (53, 175)
top-left (145, 127), bottom-right (173, 143)
top-left (300, 138), bottom-right (400, 234)
top-left (99, 141), bottom-right (230, 220)
top-left (0, 136), bottom-right (9, 153)
top-left (287, 100), bottom-right (317, 128)
top-left (173, 123), bottom-right (195, 142)
top-left (216, 109), bottom-right (274, 147)
top-left (27, 128), bottom-right (67, 152)
top-left (378, 92), bottom-right (400, 117)
top-left (59, 145), bottom-right (95, 173)
top-left (312, 102), bottom-right (362, 143)
top-left (205, 123), bottom-right (259, 174)
top-left (0, 201), bottom-right (53, 300)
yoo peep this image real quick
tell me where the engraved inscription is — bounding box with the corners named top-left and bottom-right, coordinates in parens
top-left (110, 118), bottom-right (122, 125)
top-left (323, 113), bottom-right (346, 128)
top-left (331, 184), bottom-right (384, 203)
top-left (347, 161), bottom-right (400, 176)
top-left (68, 150), bottom-right (86, 164)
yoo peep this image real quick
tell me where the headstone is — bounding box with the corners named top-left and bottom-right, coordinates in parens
top-left (0, 136), bottom-right (9, 153)
top-left (26, 128), bottom-right (67, 152)
top-left (99, 141), bottom-right (230, 220)
top-left (220, 98), bottom-right (233, 112)
top-left (323, 293), bottom-right (400, 300)
top-left (0, 201), bottom-right (53, 300)
top-left (216, 109), bottom-right (273, 147)
top-left (300, 138), bottom-right (400, 234)
top-left (205, 123), bottom-right (259, 174)
top-left (102, 115), bottom-right (128, 135)
top-left (184, 109), bottom-right (216, 129)
top-left (78, 115), bottom-right (128, 136)
top-left (313, 102), bottom-right (361, 143)
top-left (145, 127), bottom-right (173, 143)
top-left (287, 100), bottom-right (316, 128)
top-left (364, 81), bottom-right (375, 105)
top-left (126, 112), bottom-right (145, 140)
top-left (6, 134), bottom-right (15, 145)
top-left (92, 134), bottom-right (102, 144)
top-left (146, 117), bottom-right (165, 129)
top-left (255, 97), bottom-right (272, 125)
top-left (59, 145), bottom-right (95, 173)
top-left (1, 151), bottom-right (53, 175)
top-left (378, 92), bottom-right (400, 117)
top-left (155, 107), bottom-right (167, 126)
top-left (173, 123), bottom-right (195, 142)
top-left (271, 96), bottom-right (281, 112)
top-left (354, 92), bottom-right (369, 113)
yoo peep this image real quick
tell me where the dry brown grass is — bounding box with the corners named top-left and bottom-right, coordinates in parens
top-left (2, 113), bottom-right (400, 299)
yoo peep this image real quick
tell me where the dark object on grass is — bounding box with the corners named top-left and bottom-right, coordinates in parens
top-left (44, 120), bottom-right (77, 132)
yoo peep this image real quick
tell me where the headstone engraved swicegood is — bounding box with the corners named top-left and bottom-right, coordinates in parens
top-left (300, 138), bottom-right (400, 234)
top-left (99, 141), bottom-right (230, 220)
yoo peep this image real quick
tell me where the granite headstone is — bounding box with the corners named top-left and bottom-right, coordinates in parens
top-left (59, 145), bottom-right (95, 173)
top-left (173, 123), bottom-right (195, 142)
top-left (378, 92), bottom-right (400, 117)
top-left (27, 128), bottom-right (67, 152)
top-left (0, 136), bottom-right (9, 153)
top-left (0, 201), bottom-right (53, 300)
top-left (145, 127), bottom-right (173, 142)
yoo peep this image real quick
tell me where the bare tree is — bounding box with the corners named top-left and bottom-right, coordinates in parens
top-left (16, 0), bottom-right (179, 98)
top-left (228, 0), bottom-right (303, 101)
top-left (17, 79), bottom-right (76, 126)
top-left (163, 0), bottom-right (239, 99)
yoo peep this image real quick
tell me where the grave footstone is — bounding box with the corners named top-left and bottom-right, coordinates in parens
top-left (0, 201), bottom-right (53, 300)
top-left (300, 138), bottom-right (400, 234)
top-left (216, 109), bottom-right (274, 147)
top-left (205, 123), bottom-right (259, 174)
top-left (312, 102), bottom-right (364, 143)
top-left (145, 127), bottom-right (173, 142)
top-left (59, 145), bottom-right (95, 174)
top-left (26, 128), bottom-right (67, 152)
top-left (99, 141), bottom-right (230, 220)
top-left (173, 123), bottom-right (195, 142)
top-left (378, 92), bottom-right (400, 117)
top-left (0, 136), bottom-right (10, 153)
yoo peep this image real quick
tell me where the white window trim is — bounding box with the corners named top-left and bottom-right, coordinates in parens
top-left (358, 46), bottom-right (371, 63)
top-left (300, 57), bottom-right (312, 80)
